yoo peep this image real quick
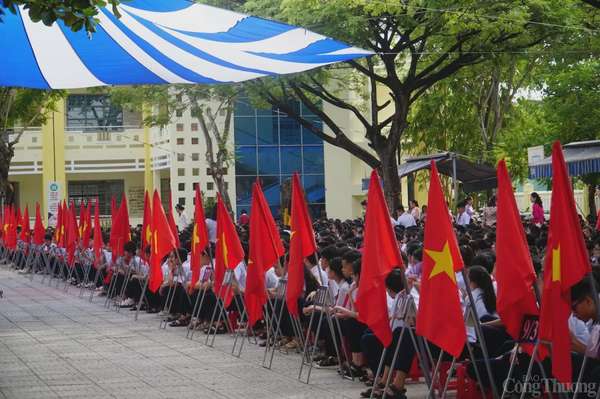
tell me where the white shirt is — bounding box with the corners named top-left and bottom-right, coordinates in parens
top-left (456, 212), bottom-right (471, 226)
top-left (205, 218), bottom-right (217, 243)
top-left (466, 204), bottom-right (475, 216)
top-left (569, 314), bottom-right (592, 346)
top-left (265, 267), bottom-right (279, 289)
top-left (390, 217), bottom-right (399, 227)
top-left (177, 212), bottom-right (188, 231)
top-left (234, 261), bottom-right (247, 291)
top-left (311, 264), bottom-right (329, 287)
top-left (397, 212), bottom-right (417, 228)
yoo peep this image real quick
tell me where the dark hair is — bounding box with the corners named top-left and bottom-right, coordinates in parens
top-left (44, 233), bottom-right (52, 241)
top-left (303, 265), bottom-right (320, 293)
top-left (320, 245), bottom-right (338, 262)
top-left (412, 247), bottom-right (423, 262)
top-left (329, 257), bottom-right (345, 280)
top-left (468, 266), bottom-right (496, 316)
top-left (410, 200), bottom-right (419, 207)
top-left (571, 269), bottom-right (600, 303)
top-left (531, 192), bottom-right (543, 207)
top-left (342, 250), bottom-right (361, 265)
top-left (123, 241), bottom-right (137, 255)
top-left (352, 258), bottom-right (362, 277)
top-left (487, 196), bottom-right (496, 207)
top-left (385, 268), bottom-right (404, 293)
top-left (175, 248), bottom-right (188, 262)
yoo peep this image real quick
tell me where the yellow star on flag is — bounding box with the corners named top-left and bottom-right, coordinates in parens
top-left (145, 225), bottom-right (152, 244)
top-left (425, 241), bottom-right (456, 283)
top-left (192, 224), bottom-right (199, 247)
top-left (221, 233), bottom-right (229, 267)
top-left (552, 245), bottom-right (561, 282)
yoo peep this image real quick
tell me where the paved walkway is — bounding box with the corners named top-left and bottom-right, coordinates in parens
top-left (0, 267), bottom-right (427, 399)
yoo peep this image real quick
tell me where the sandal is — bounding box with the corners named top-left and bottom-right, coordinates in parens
top-left (360, 384), bottom-right (385, 399)
top-left (169, 318), bottom-right (190, 327)
top-left (316, 356), bottom-right (338, 368)
top-left (384, 386), bottom-right (407, 399)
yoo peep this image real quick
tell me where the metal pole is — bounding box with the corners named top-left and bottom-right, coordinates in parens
top-left (452, 155), bottom-right (459, 209)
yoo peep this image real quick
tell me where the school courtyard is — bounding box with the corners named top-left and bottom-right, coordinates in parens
top-left (0, 267), bottom-right (427, 399)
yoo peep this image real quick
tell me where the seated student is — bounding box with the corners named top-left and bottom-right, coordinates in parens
top-left (361, 268), bottom-right (413, 399)
top-left (333, 255), bottom-right (368, 374)
top-left (467, 266), bottom-right (498, 323)
top-left (569, 274), bottom-right (600, 391)
top-left (37, 233), bottom-right (56, 274)
top-left (165, 248), bottom-right (192, 326)
top-left (303, 256), bottom-right (350, 367)
top-left (120, 249), bottom-right (149, 308)
top-left (307, 253), bottom-right (328, 287)
top-left (107, 241), bottom-right (139, 302)
top-left (186, 249), bottom-right (214, 329)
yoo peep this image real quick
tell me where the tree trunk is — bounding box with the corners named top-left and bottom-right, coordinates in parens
top-left (0, 142), bottom-right (14, 203)
top-left (377, 148), bottom-right (402, 213)
top-left (211, 170), bottom-right (233, 213)
top-left (587, 180), bottom-right (597, 224)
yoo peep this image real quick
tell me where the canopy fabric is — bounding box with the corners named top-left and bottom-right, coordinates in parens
top-left (0, 0), bottom-right (371, 89)
top-left (529, 140), bottom-right (600, 179)
top-left (398, 152), bottom-right (497, 192)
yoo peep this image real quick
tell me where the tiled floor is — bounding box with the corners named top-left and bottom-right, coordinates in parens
top-left (0, 267), bottom-right (427, 398)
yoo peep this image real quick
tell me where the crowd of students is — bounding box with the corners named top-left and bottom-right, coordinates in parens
top-left (4, 198), bottom-right (600, 399)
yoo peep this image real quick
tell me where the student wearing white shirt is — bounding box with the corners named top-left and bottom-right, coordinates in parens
top-left (456, 201), bottom-right (471, 226)
top-left (396, 205), bottom-right (417, 228)
top-left (175, 204), bottom-right (188, 232)
top-left (205, 218), bottom-right (217, 244)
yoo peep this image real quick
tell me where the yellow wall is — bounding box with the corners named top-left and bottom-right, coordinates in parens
top-left (11, 174), bottom-right (43, 216)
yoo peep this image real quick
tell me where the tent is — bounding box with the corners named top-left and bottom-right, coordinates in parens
top-left (529, 140), bottom-right (600, 179)
top-left (0, 0), bottom-right (371, 89)
top-left (397, 152), bottom-right (497, 202)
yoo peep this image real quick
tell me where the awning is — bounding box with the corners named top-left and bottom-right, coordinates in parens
top-left (0, 0), bottom-right (372, 89)
top-left (398, 152), bottom-right (497, 192)
top-left (529, 140), bottom-right (600, 179)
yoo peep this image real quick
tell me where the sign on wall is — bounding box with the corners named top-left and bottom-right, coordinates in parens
top-left (47, 181), bottom-right (61, 227)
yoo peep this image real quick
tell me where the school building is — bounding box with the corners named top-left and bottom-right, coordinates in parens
top-left (10, 89), bottom-right (414, 225)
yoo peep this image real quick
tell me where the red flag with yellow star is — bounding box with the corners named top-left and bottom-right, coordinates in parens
top-left (190, 186), bottom-right (209, 288)
top-left (356, 170), bottom-right (403, 347)
top-left (92, 198), bottom-right (104, 269)
top-left (214, 193), bottom-right (244, 308)
top-left (416, 161), bottom-right (466, 358)
top-left (246, 181), bottom-right (285, 327)
top-left (540, 142), bottom-right (592, 384)
top-left (149, 190), bottom-right (177, 293)
top-left (286, 173), bottom-right (317, 317)
top-left (496, 160), bottom-right (540, 341)
top-left (20, 206), bottom-right (30, 242)
top-left (141, 191), bottom-right (152, 261)
top-left (167, 195), bottom-right (181, 248)
top-left (33, 203), bottom-right (45, 246)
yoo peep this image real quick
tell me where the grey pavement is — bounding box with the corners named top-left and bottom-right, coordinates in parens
top-left (0, 267), bottom-right (428, 399)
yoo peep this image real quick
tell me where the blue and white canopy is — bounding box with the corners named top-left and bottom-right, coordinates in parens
top-left (0, 0), bottom-right (371, 89)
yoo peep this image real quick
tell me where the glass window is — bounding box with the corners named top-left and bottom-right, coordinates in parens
top-left (178, 168), bottom-right (185, 177)
top-left (176, 123), bottom-right (184, 132)
top-left (234, 98), bottom-right (254, 116)
top-left (179, 198), bottom-right (186, 206)
top-left (191, 123), bottom-right (198, 131)
top-left (302, 118), bottom-right (324, 145)
top-left (66, 94), bottom-right (123, 132)
top-left (302, 146), bottom-right (324, 174)
top-left (301, 102), bottom-right (317, 117)
top-left (177, 153), bottom-right (184, 162)
top-left (192, 153), bottom-right (199, 161)
top-left (279, 116), bottom-right (302, 145)
top-left (176, 138), bottom-right (184, 145)
top-left (191, 137), bottom-right (199, 145)
top-left (207, 182), bottom-right (214, 190)
top-left (258, 146), bottom-right (279, 175)
top-left (192, 168), bottom-right (199, 176)
top-left (67, 180), bottom-right (124, 215)
top-left (303, 174), bottom-right (325, 204)
top-left (309, 204), bottom-right (326, 219)
top-left (176, 109), bottom-right (183, 117)
top-left (234, 117), bottom-right (256, 145)
top-left (257, 116), bottom-right (278, 145)
top-left (256, 105), bottom-right (274, 117)
top-left (178, 183), bottom-right (185, 191)
top-left (259, 176), bottom-right (281, 206)
top-left (235, 146), bottom-right (257, 175)
top-left (280, 146), bottom-right (302, 174)
top-left (235, 176), bottom-right (255, 205)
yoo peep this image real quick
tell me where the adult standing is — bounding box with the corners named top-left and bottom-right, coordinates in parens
top-left (175, 204), bottom-right (188, 231)
top-left (530, 192), bottom-right (545, 225)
